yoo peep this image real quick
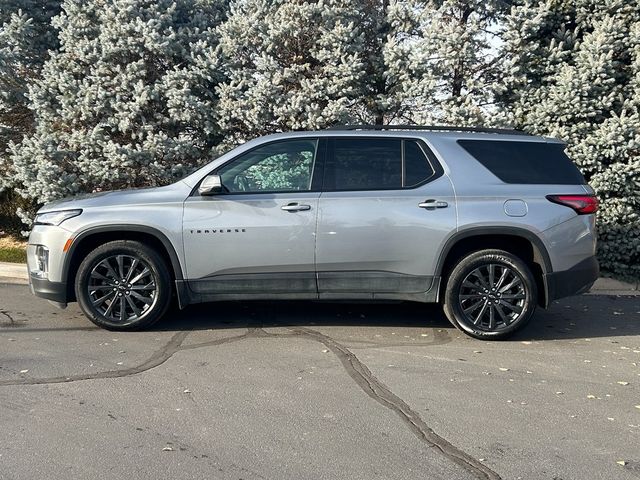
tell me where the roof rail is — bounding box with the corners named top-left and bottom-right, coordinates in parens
top-left (326, 124), bottom-right (530, 135)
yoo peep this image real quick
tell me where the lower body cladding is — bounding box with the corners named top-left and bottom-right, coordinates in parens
top-left (29, 275), bottom-right (68, 309)
top-left (543, 255), bottom-right (599, 305)
top-left (30, 256), bottom-right (599, 310)
top-left (176, 272), bottom-right (441, 308)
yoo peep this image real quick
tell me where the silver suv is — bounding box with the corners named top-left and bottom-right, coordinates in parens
top-left (27, 126), bottom-right (599, 339)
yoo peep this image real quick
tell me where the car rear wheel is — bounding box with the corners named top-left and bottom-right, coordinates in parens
top-left (75, 240), bottom-right (172, 330)
top-left (443, 249), bottom-right (537, 340)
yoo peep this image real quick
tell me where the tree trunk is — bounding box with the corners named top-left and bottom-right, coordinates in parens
top-left (452, 6), bottom-right (473, 98)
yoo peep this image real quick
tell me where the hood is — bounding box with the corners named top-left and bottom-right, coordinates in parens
top-left (38, 182), bottom-right (192, 213)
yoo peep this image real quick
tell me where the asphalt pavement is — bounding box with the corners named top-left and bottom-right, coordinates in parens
top-left (1, 283), bottom-right (639, 480)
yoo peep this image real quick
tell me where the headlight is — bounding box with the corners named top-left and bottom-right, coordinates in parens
top-left (34, 245), bottom-right (49, 278)
top-left (34, 209), bottom-right (82, 226)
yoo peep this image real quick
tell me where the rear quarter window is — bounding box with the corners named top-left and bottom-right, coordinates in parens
top-left (457, 140), bottom-right (585, 185)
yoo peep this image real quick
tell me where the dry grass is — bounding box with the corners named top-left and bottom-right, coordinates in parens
top-left (0, 236), bottom-right (27, 249)
top-left (0, 235), bottom-right (27, 263)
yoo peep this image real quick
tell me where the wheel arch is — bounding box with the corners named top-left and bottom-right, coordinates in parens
top-left (63, 225), bottom-right (184, 302)
top-left (436, 227), bottom-right (552, 307)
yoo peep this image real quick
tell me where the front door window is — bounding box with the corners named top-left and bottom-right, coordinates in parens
top-left (218, 139), bottom-right (318, 193)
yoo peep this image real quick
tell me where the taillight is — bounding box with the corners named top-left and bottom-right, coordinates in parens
top-left (546, 194), bottom-right (599, 215)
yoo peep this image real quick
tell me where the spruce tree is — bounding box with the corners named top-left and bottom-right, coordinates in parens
top-left (215, 0), bottom-right (367, 141)
top-left (7, 0), bottom-right (228, 211)
top-left (361, 0), bottom-right (506, 125)
top-left (500, 0), bottom-right (640, 279)
top-left (0, 0), bottom-right (61, 177)
top-left (216, 0), bottom-right (506, 132)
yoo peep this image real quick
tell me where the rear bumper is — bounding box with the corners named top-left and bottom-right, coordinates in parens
top-left (29, 274), bottom-right (68, 307)
top-left (544, 255), bottom-right (599, 305)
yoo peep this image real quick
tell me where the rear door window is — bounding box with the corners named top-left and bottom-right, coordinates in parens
top-left (404, 140), bottom-right (435, 187)
top-left (324, 138), bottom-right (439, 191)
top-left (457, 140), bottom-right (585, 184)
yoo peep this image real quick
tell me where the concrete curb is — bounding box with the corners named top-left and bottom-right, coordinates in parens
top-left (0, 261), bottom-right (638, 295)
top-left (0, 261), bottom-right (28, 285)
top-left (586, 277), bottom-right (640, 296)
top-left (589, 277), bottom-right (640, 291)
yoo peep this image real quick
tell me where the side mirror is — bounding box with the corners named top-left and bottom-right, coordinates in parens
top-left (198, 174), bottom-right (223, 196)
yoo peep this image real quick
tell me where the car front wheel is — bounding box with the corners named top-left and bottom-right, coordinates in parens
top-left (75, 240), bottom-right (172, 330)
top-left (443, 249), bottom-right (537, 340)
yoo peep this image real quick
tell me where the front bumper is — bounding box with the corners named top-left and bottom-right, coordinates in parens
top-left (29, 274), bottom-right (68, 307)
top-left (27, 223), bottom-right (75, 308)
top-left (544, 255), bottom-right (599, 305)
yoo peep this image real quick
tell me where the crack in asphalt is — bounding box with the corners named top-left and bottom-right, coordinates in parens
top-left (180, 326), bottom-right (297, 352)
top-left (1, 322), bottom-right (499, 479)
top-left (179, 332), bottom-right (251, 351)
top-left (290, 326), bottom-right (501, 480)
top-left (0, 331), bottom-right (189, 386)
top-left (345, 329), bottom-right (453, 349)
top-left (0, 327), bottom-right (300, 386)
top-left (0, 310), bottom-right (16, 325)
top-left (0, 326), bottom-right (98, 332)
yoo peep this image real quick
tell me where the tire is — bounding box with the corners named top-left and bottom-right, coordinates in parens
top-left (443, 249), bottom-right (537, 340)
top-left (75, 240), bottom-right (172, 330)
